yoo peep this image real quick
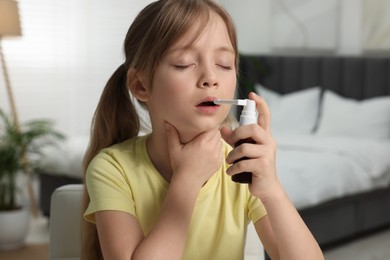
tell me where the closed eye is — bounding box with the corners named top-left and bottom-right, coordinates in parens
top-left (173, 64), bottom-right (196, 70)
top-left (217, 64), bottom-right (233, 70)
top-left (174, 65), bottom-right (189, 70)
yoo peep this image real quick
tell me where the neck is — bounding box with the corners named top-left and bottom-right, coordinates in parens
top-left (146, 132), bottom-right (171, 182)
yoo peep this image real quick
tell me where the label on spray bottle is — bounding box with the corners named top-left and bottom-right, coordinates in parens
top-left (232, 138), bottom-right (255, 183)
top-left (233, 99), bottom-right (256, 183)
top-left (214, 99), bottom-right (257, 184)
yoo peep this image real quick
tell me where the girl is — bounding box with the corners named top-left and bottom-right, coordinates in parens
top-left (81, 0), bottom-right (324, 259)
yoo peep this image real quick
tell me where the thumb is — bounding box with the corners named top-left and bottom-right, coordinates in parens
top-left (249, 92), bottom-right (271, 133)
top-left (220, 126), bottom-right (234, 147)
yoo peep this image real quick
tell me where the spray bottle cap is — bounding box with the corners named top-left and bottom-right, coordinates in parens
top-left (238, 99), bottom-right (257, 126)
top-left (213, 99), bottom-right (257, 126)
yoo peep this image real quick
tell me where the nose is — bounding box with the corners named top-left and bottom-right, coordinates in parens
top-left (198, 65), bottom-right (218, 88)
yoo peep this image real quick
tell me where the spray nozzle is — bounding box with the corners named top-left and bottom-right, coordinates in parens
top-left (213, 99), bottom-right (248, 106)
top-left (214, 99), bottom-right (257, 126)
top-left (214, 99), bottom-right (256, 112)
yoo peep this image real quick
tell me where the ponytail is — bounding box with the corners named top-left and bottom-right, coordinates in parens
top-left (81, 63), bottom-right (140, 260)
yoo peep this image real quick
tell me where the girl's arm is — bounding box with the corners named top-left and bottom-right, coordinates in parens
top-left (96, 176), bottom-right (201, 260)
top-left (254, 188), bottom-right (324, 260)
top-left (95, 124), bottom-right (223, 260)
top-left (221, 92), bottom-right (324, 260)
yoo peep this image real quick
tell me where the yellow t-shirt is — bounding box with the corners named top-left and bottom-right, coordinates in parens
top-left (84, 135), bottom-right (267, 260)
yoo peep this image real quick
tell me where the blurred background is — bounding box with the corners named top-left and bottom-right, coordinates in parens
top-left (0, 0), bottom-right (389, 259)
top-left (1, 0), bottom-right (388, 138)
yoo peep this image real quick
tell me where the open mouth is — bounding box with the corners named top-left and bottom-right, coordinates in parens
top-left (197, 101), bottom-right (218, 107)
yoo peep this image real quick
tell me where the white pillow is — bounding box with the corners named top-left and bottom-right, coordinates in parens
top-left (316, 90), bottom-right (390, 140)
top-left (36, 136), bottom-right (89, 178)
top-left (255, 84), bottom-right (321, 134)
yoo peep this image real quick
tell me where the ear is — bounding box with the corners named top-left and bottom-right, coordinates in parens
top-left (127, 69), bottom-right (149, 102)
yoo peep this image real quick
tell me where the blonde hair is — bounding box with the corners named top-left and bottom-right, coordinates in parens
top-left (81, 0), bottom-right (238, 258)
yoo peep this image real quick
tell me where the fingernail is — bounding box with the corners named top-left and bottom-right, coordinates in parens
top-left (226, 167), bottom-right (232, 175)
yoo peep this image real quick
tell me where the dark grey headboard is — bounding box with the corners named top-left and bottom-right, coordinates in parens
top-left (237, 54), bottom-right (390, 101)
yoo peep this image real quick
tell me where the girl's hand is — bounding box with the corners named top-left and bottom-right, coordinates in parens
top-left (220, 92), bottom-right (282, 200)
top-left (165, 122), bottom-right (223, 188)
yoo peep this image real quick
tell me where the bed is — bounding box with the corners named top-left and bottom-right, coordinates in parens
top-left (237, 54), bottom-right (390, 249)
top-left (37, 54), bottom-right (390, 252)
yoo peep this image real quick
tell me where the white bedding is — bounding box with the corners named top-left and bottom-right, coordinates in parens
top-left (37, 136), bottom-right (89, 178)
top-left (273, 132), bottom-right (390, 209)
top-left (37, 131), bottom-right (390, 212)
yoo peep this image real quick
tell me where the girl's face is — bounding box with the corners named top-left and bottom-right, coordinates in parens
top-left (146, 13), bottom-right (236, 139)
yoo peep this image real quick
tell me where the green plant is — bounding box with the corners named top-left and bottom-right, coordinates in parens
top-left (0, 108), bottom-right (65, 211)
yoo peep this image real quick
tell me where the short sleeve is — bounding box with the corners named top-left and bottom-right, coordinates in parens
top-left (248, 194), bottom-right (267, 224)
top-left (83, 151), bottom-right (136, 223)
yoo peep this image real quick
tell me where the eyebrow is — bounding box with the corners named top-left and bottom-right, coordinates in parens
top-left (215, 46), bottom-right (235, 54)
top-left (167, 45), bottom-right (235, 55)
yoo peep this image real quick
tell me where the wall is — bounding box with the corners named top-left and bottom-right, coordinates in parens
top-left (1, 0), bottom-right (150, 137)
top-left (220, 0), bottom-right (363, 55)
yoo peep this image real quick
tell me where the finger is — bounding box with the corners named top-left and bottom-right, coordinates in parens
top-left (228, 124), bottom-right (270, 146)
top-left (226, 143), bottom-right (268, 164)
top-left (226, 153), bottom-right (271, 177)
top-left (226, 158), bottom-right (252, 177)
top-left (249, 92), bottom-right (271, 133)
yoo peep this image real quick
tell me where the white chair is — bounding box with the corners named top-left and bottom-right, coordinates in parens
top-left (50, 184), bottom-right (82, 260)
top-left (245, 223), bottom-right (265, 260)
top-left (49, 184), bottom-right (264, 260)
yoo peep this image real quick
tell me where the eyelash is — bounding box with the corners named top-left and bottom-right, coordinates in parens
top-left (174, 65), bottom-right (191, 70)
top-left (219, 65), bottom-right (233, 70)
top-left (173, 64), bottom-right (233, 71)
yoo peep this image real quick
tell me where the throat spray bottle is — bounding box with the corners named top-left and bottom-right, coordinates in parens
top-left (214, 99), bottom-right (257, 183)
